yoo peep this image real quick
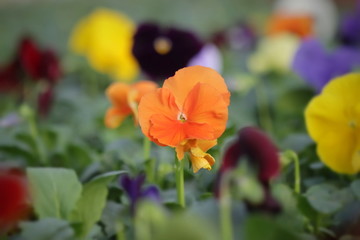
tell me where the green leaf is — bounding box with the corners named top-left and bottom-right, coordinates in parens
top-left (27, 167), bottom-right (82, 220)
top-left (20, 218), bottom-right (74, 240)
top-left (305, 184), bottom-right (342, 215)
top-left (245, 215), bottom-right (300, 240)
top-left (351, 180), bottom-right (360, 200)
top-left (71, 170), bottom-right (125, 239)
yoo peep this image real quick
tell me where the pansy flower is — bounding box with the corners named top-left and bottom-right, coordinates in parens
top-left (215, 127), bottom-right (281, 212)
top-left (292, 38), bottom-right (360, 92)
top-left (338, 1), bottom-right (360, 46)
top-left (305, 73), bottom-right (360, 174)
top-left (248, 33), bottom-right (300, 74)
top-left (138, 66), bottom-right (230, 173)
top-left (120, 174), bottom-right (160, 214)
top-left (69, 8), bottom-right (139, 81)
top-left (187, 44), bottom-right (223, 73)
top-left (266, 13), bottom-right (314, 38)
top-left (0, 167), bottom-right (31, 234)
top-left (105, 80), bottom-right (158, 128)
top-left (132, 23), bottom-right (204, 80)
top-left (274, 0), bottom-right (337, 41)
top-left (0, 61), bottom-right (22, 92)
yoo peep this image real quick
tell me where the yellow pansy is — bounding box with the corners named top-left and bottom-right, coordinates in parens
top-left (305, 73), bottom-right (360, 174)
top-left (69, 8), bottom-right (139, 81)
top-left (248, 33), bottom-right (300, 74)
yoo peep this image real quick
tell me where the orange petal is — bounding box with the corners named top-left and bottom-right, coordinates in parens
top-left (267, 14), bottom-right (314, 38)
top-left (163, 66), bottom-right (230, 107)
top-left (106, 82), bottom-right (132, 112)
top-left (138, 87), bottom-right (179, 145)
top-left (132, 80), bottom-right (158, 102)
top-left (183, 82), bottom-right (228, 139)
top-left (196, 139), bottom-right (217, 152)
top-left (104, 107), bottom-right (130, 128)
top-left (189, 147), bottom-right (215, 173)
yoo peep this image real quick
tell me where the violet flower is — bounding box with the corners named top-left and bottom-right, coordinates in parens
top-left (132, 23), bottom-right (203, 80)
top-left (120, 174), bottom-right (160, 214)
top-left (292, 39), bottom-right (360, 92)
top-left (215, 127), bottom-right (281, 213)
top-left (339, 1), bottom-right (360, 47)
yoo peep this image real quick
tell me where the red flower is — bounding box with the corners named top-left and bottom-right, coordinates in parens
top-left (0, 61), bottom-right (22, 92)
top-left (0, 167), bottom-right (31, 234)
top-left (19, 37), bottom-right (61, 83)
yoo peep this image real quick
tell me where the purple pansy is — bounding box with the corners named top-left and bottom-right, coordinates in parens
top-left (120, 174), bottom-right (161, 214)
top-left (132, 23), bottom-right (203, 81)
top-left (339, 1), bottom-right (360, 46)
top-left (215, 127), bottom-right (281, 213)
top-left (292, 38), bottom-right (360, 92)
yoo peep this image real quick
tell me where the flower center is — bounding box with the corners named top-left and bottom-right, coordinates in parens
top-left (154, 37), bottom-right (172, 55)
top-left (177, 112), bottom-right (187, 123)
top-left (349, 120), bottom-right (357, 128)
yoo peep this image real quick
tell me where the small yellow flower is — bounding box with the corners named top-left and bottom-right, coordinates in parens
top-left (69, 8), bottom-right (139, 81)
top-left (305, 73), bottom-right (360, 174)
top-left (248, 33), bottom-right (300, 74)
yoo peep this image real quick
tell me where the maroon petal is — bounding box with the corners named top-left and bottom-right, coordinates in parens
top-left (38, 50), bottom-right (61, 83)
top-left (18, 37), bottom-right (42, 80)
top-left (37, 86), bottom-right (54, 117)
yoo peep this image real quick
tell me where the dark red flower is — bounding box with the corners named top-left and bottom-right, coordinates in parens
top-left (0, 167), bottom-right (31, 234)
top-left (215, 127), bottom-right (281, 213)
top-left (37, 86), bottom-right (54, 117)
top-left (220, 127), bottom-right (280, 183)
top-left (0, 61), bottom-right (22, 92)
top-left (132, 23), bottom-right (204, 80)
top-left (18, 37), bottom-right (61, 83)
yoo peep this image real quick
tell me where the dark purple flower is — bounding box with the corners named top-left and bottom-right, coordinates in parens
top-left (292, 38), bottom-right (360, 92)
top-left (0, 61), bottom-right (22, 92)
top-left (215, 127), bottom-right (281, 213)
top-left (132, 23), bottom-right (203, 80)
top-left (120, 174), bottom-right (160, 214)
top-left (37, 86), bottom-right (54, 118)
top-left (339, 2), bottom-right (360, 46)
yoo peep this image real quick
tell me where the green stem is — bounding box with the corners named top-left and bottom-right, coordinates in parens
top-left (255, 78), bottom-right (273, 134)
top-left (143, 138), bottom-right (154, 182)
top-left (116, 221), bottom-right (126, 240)
top-left (175, 154), bottom-right (185, 207)
top-left (220, 173), bottom-right (233, 240)
top-left (292, 152), bottom-right (301, 194)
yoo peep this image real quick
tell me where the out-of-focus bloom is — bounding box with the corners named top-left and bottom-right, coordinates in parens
top-left (187, 44), bottom-right (223, 73)
top-left (274, 0), bottom-right (337, 41)
top-left (338, 2), bottom-right (360, 46)
top-left (248, 34), bottom-right (300, 74)
top-left (132, 23), bottom-right (203, 80)
top-left (0, 113), bottom-right (21, 128)
top-left (305, 73), bottom-right (360, 174)
top-left (37, 87), bottom-right (54, 118)
top-left (138, 66), bottom-right (230, 173)
top-left (120, 174), bottom-right (160, 214)
top-left (69, 8), bottom-right (138, 81)
top-left (105, 80), bottom-right (158, 128)
top-left (267, 14), bottom-right (314, 38)
top-left (215, 127), bottom-right (281, 212)
top-left (19, 37), bottom-right (61, 83)
top-left (0, 62), bottom-right (21, 92)
top-left (0, 167), bottom-right (31, 234)
top-left (212, 22), bottom-right (257, 51)
top-left (292, 39), bottom-right (360, 92)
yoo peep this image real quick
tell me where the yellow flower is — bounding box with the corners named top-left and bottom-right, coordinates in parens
top-left (248, 33), bottom-right (300, 74)
top-left (69, 8), bottom-right (139, 81)
top-left (305, 73), bottom-right (360, 174)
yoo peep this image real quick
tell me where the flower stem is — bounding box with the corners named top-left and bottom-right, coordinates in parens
top-left (292, 152), bottom-right (301, 194)
top-left (143, 138), bottom-right (154, 182)
top-left (220, 172), bottom-right (233, 240)
top-left (175, 154), bottom-right (185, 207)
top-left (255, 77), bottom-right (273, 135)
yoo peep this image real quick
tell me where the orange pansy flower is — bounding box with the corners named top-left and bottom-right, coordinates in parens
top-left (138, 66), bottom-right (230, 173)
top-left (267, 13), bottom-right (314, 38)
top-left (105, 80), bottom-right (158, 128)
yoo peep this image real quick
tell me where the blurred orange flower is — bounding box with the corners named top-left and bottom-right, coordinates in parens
top-left (267, 13), bottom-right (314, 38)
top-left (138, 66), bottom-right (230, 172)
top-left (105, 80), bottom-right (158, 128)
